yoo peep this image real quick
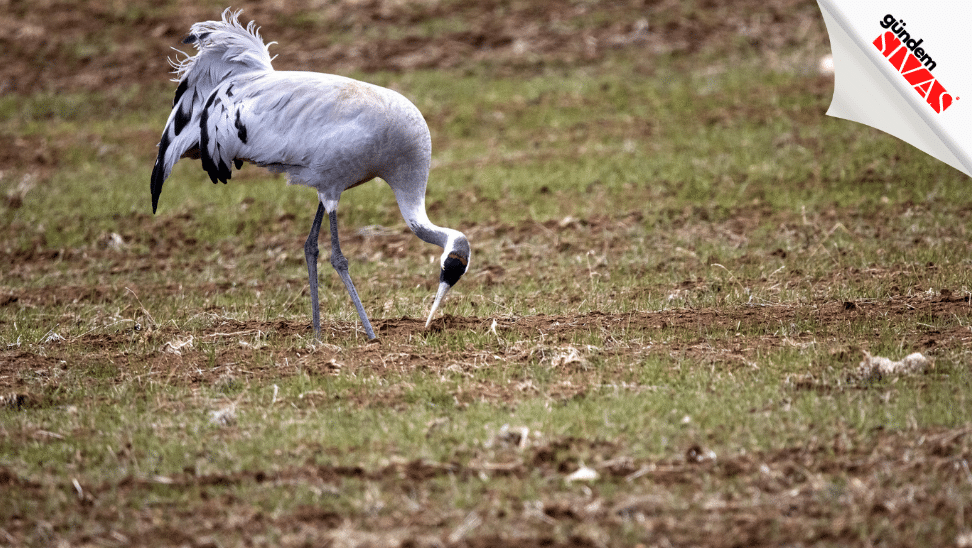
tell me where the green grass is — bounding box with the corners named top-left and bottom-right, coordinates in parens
top-left (3, 6), bottom-right (972, 545)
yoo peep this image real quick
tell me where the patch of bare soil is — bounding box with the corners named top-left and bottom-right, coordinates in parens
top-left (3, 192), bottom-right (971, 403)
top-left (3, 291), bottom-right (968, 408)
top-left (0, 0), bottom-right (828, 95)
top-left (6, 1), bottom-right (965, 545)
top-left (2, 423), bottom-right (970, 546)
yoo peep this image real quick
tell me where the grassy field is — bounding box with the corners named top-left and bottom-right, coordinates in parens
top-left (3, 0), bottom-right (972, 546)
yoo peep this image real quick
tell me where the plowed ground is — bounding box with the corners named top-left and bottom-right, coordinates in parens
top-left (3, 0), bottom-right (972, 547)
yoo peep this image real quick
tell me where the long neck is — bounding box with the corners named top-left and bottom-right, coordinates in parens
top-left (403, 203), bottom-right (462, 250)
top-left (396, 187), bottom-right (470, 272)
top-left (389, 172), bottom-right (458, 249)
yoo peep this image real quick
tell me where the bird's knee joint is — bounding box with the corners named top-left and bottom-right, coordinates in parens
top-left (304, 241), bottom-right (319, 259)
top-left (330, 253), bottom-right (348, 272)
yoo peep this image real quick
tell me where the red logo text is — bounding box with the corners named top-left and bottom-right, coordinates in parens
top-left (873, 24), bottom-right (955, 113)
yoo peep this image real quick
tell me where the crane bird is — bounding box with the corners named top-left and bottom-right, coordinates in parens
top-left (150, 9), bottom-right (470, 340)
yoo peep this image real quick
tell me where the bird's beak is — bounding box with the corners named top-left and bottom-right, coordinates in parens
top-left (425, 281), bottom-right (452, 328)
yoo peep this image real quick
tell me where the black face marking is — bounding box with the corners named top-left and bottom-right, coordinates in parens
top-left (440, 255), bottom-right (467, 287)
top-left (447, 252), bottom-right (468, 267)
top-left (234, 159), bottom-right (243, 170)
top-left (234, 110), bottom-right (247, 144)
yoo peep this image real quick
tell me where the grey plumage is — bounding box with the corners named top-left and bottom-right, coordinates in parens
top-left (151, 9), bottom-right (471, 339)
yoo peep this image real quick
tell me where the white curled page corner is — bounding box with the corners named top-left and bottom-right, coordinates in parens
top-left (817, 0), bottom-right (972, 177)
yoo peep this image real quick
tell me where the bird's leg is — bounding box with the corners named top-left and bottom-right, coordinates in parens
top-left (327, 209), bottom-right (376, 340)
top-left (304, 202), bottom-right (326, 339)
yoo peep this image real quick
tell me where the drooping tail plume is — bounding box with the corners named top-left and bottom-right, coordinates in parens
top-left (150, 8), bottom-right (275, 213)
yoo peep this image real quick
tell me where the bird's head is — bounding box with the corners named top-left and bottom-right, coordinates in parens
top-left (426, 234), bottom-right (470, 328)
